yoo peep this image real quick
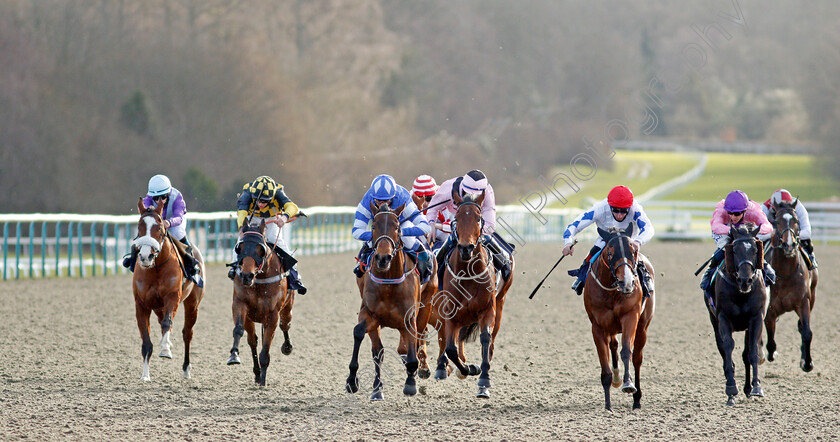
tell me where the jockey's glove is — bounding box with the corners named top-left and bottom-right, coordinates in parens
top-left (237, 210), bottom-right (248, 228)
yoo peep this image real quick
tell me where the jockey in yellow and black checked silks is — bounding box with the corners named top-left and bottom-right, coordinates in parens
top-left (236, 176), bottom-right (300, 228)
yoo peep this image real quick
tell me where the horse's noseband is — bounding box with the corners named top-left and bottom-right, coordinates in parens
top-left (239, 231), bottom-right (270, 274)
top-left (372, 210), bottom-right (402, 258)
top-left (602, 236), bottom-right (637, 291)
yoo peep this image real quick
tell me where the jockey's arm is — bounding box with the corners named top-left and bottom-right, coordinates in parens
top-left (632, 206), bottom-right (655, 245)
top-left (481, 186), bottom-right (497, 235)
top-left (797, 203), bottom-right (812, 240)
top-left (563, 206), bottom-right (597, 246)
top-left (400, 202), bottom-right (430, 237)
top-left (352, 200), bottom-right (373, 242)
top-left (167, 192), bottom-right (187, 228)
top-left (275, 187), bottom-right (299, 220)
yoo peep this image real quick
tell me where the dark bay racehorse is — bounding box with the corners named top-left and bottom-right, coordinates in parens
top-left (227, 221), bottom-right (295, 386)
top-left (765, 200), bottom-right (818, 371)
top-left (346, 203), bottom-right (431, 400)
top-left (132, 199), bottom-right (205, 381)
top-left (583, 225), bottom-right (654, 411)
top-left (705, 224), bottom-right (766, 406)
top-left (436, 191), bottom-right (513, 398)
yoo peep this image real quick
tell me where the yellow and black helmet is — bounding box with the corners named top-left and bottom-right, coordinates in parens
top-left (248, 176), bottom-right (278, 202)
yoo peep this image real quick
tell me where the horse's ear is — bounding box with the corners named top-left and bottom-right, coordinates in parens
top-left (137, 198), bottom-right (145, 214)
top-left (475, 190), bottom-right (486, 206)
top-left (453, 189), bottom-right (463, 205)
top-left (729, 224), bottom-right (737, 237)
top-left (369, 200), bottom-right (377, 215)
top-left (749, 224), bottom-right (760, 238)
top-left (259, 219), bottom-right (266, 233)
top-left (154, 200), bottom-right (164, 216)
top-left (597, 227), bottom-right (610, 241)
top-left (393, 203), bottom-right (406, 217)
top-left (622, 222), bottom-right (634, 238)
top-left (792, 197), bottom-right (799, 208)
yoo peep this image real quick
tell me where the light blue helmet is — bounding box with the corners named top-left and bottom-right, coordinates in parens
top-left (148, 174), bottom-right (172, 197)
top-left (370, 174), bottom-right (397, 201)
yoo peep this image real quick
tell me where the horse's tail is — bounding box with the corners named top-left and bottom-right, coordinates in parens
top-left (459, 323), bottom-right (480, 343)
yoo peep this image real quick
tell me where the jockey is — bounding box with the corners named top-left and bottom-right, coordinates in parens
top-left (762, 188), bottom-right (816, 268)
top-left (123, 174), bottom-right (202, 284)
top-left (411, 174), bottom-right (451, 249)
top-left (700, 190), bottom-right (775, 302)
top-left (227, 176), bottom-right (307, 294)
top-left (562, 185), bottom-right (654, 296)
top-left (426, 169), bottom-right (513, 282)
top-left (352, 174), bottom-right (434, 283)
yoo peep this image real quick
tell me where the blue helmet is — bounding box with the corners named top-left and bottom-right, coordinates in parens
top-left (370, 174), bottom-right (397, 201)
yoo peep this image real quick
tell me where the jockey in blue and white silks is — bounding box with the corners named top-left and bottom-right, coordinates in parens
top-left (562, 186), bottom-right (655, 295)
top-left (352, 174), bottom-right (433, 282)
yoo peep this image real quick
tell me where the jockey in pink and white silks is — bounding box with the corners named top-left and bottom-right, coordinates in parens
top-left (352, 174), bottom-right (434, 283)
top-left (426, 169), bottom-right (513, 283)
top-left (700, 190), bottom-right (776, 303)
top-left (762, 188), bottom-right (816, 268)
top-left (561, 185), bottom-right (654, 296)
top-left (123, 174), bottom-right (202, 285)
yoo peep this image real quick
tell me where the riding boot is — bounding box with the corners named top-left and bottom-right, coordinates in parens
top-left (287, 267), bottom-right (307, 295)
top-left (801, 238), bottom-right (817, 269)
top-left (122, 245), bottom-right (138, 272)
top-left (415, 249), bottom-right (432, 284)
top-left (354, 243), bottom-right (372, 278)
top-left (436, 236), bottom-right (455, 272)
top-left (484, 235), bottom-right (512, 282)
top-left (763, 262), bottom-right (776, 286)
top-left (636, 261), bottom-right (653, 298)
top-left (569, 259), bottom-right (590, 296)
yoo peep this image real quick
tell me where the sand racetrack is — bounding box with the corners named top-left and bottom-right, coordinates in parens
top-left (1, 241), bottom-right (839, 441)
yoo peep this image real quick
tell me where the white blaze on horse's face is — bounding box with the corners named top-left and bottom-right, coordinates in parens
top-left (135, 217), bottom-right (163, 268)
top-left (618, 261), bottom-right (635, 293)
top-left (782, 213), bottom-right (794, 247)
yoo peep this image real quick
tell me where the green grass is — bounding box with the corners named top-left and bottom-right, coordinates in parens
top-left (667, 153), bottom-right (839, 202)
top-left (549, 150), bottom-right (700, 208)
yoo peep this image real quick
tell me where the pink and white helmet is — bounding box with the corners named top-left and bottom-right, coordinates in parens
top-left (411, 175), bottom-right (438, 197)
top-left (460, 169), bottom-right (488, 195)
top-left (771, 189), bottom-right (793, 205)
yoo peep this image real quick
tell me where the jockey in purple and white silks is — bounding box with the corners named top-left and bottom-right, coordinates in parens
top-left (426, 169), bottom-right (513, 283)
top-left (123, 174), bottom-right (201, 282)
top-left (561, 185), bottom-right (654, 296)
top-left (352, 174), bottom-right (434, 283)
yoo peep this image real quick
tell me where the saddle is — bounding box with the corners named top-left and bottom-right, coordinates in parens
top-left (167, 233), bottom-right (203, 288)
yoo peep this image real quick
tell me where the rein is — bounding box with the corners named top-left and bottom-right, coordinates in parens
top-left (588, 235), bottom-right (636, 293)
top-left (368, 209), bottom-right (415, 285)
top-left (446, 199), bottom-right (493, 284)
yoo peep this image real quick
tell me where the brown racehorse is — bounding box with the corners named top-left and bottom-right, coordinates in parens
top-left (437, 191), bottom-right (513, 398)
top-left (583, 225), bottom-right (654, 411)
top-left (227, 220), bottom-right (295, 386)
top-left (132, 199), bottom-right (205, 382)
top-left (347, 202), bottom-right (432, 400)
top-left (765, 200), bottom-right (818, 371)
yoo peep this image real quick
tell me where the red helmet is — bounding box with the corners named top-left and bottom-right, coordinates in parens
top-left (607, 186), bottom-right (634, 208)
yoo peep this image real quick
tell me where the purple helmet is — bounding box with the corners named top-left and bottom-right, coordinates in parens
top-left (724, 190), bottom-right (749, 212)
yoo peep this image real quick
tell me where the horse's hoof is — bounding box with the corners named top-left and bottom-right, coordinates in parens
top-left (418, 368), bottom-right (431, 379)
top-left (801, 359), bottom-right (814, 372)
top-left (468, 364), bottom-right (481, 376)
top-left (159, 349), bottom-right (173, 359)
top-left (140, 375), bottom-right (151, 382)
top-left (227, 354), bottom-right (241, 365)
top-left (768, 351), bottom-right (778, 362)
top-left (346, 379), bottom-right (359, 394)
top-left (456, 369), bottom-right (467, 380)
top-left (183, 366), bottom-right (191, 379)
top-left (434, 369), bottom-right (448, 380)
top-left (611, 368), bottom-right (621, 388)
top-left (478, 377), bottom-right (491, 389)
top-left (477, 387), bottom-right (490, 398)
top-left (726, 396), bottom-right (736, 406)
top-left (370, 390), bottom-right (384, 401)
top-left (281, 342), bottom-right (293, 355)
top-left (403, 384), bottom-right (417, 396)
top-left (750, 385), bottom-right (765, 398)
top-left (621, 382), bottom-right (637, 394)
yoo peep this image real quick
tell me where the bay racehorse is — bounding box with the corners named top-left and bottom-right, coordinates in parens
top-left (765, 200), bottom-right (818, 371)
top-left (227, 220), bottom-right (295, 386)
top-left (132, 199), bottom-right (205, 381)
top-left (705, 223), bottom-right (766, 406)
top-left (583, 225), bottom-right (654, 411)
top-left (346, 202), bottom-right (433, 400)
top-left (436, 191), bottom-right (513, 398)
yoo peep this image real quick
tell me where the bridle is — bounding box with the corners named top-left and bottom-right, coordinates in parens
top-left (589, 233), bottom-right (637, 293)
top-left (237, 230), bottom-right (271, 275)
top-left (135, 211), bottom-right (168, 264)
top-left (770, 209), bottom-right (800, 255)
top-left (447, 200), bottom-right (492, 282)
top-left (372, 210), bottom-right (402, 260)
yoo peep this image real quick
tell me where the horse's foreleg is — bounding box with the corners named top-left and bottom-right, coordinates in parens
top-left (764, 304), bottom-right (778, 362)
top-left (398, 328), bottom-right (418, 397)
top-left (747, 316), bottom-right (765, 397)
top-left (591, 324), bottom-right (613, 412)
top-left (181, 294), bottom-right (200, 378)
top-left (797, 296), bottom-right (814, 372)
top-left (135, 303), bottom-right (153, 382)
top-left (717, 317), bottom-right (739, 403)
top-left (609, 336), bottom-right (620, 388)
top-left (741, 330), bottom-right (752, 398)
top-left (369, 326), bottom-right (385, 401)
top-left (244, 318), bottom-right (259, 383)
top-left (434, 325), bottom-right (449, 380)
top-left (619, 314), bottom-right (639, 395)
top-left (477, 321), bottom-right (493, 399)
top-left (490, 292), bottom-right (507, 361)
top-left (632, 324), bottom-right (649, 410)
top-left (257, 312), bottom-right (280, 387)
top-left (158, 297), bottom-right (179, 359)
top-left (227, 301), bottom-right (247, 365)
top-left (444, 322), bottom-right (469, 378)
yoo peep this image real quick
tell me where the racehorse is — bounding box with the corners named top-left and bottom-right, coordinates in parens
top-left (346, 202), bottom-right (431, 400)
top-left (132, 199), bottom-right (205, 381)
top-left (583, 225), bottom-right (654, 411)
top-left (765, 200), bottom-right (818, 371)
top-left (226, 220), bottom-right (295, 386)
top-left (436, 191), bottom-right (513, 398)
top-left (704, 223), bottom-right (767, 406)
